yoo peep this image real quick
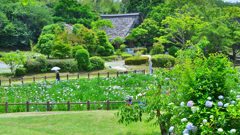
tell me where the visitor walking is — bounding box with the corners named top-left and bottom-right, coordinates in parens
top-left (127, 98), bottom-right (132, 106)
top-left (149, 58), bottom-right (152, 74)
top-left (56, 70), bottom-right (60, 84)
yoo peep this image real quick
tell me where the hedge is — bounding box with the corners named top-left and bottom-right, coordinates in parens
top-left (47, 60), bottom-right (78, 72)
top-left (15, 68), bottom-right (27, 76)
top-left (125, 56), bottom-right (149, 65)
top-left (121, 53), bottom-right (132, 59)
top-left (101, 55), bottom-right (118, 61)
top-left (25, 59), bottom-right (78, 73)
top-left (151, 54), bottom-right (176, 67)
top-left (75, 49), bottom-right (90, 70)
top-left (133, 48), bottom-right (147, 54)
top-left (89, 56), bottom-right (105, 70)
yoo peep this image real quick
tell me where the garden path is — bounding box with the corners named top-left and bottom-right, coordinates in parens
top-left (0, 61), bottom-right (10, 73)
top-left (105, 60), bottom-right (127, 71)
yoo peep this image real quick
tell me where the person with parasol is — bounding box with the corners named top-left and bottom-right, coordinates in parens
top-left (51, 67), bottom-right (60, 84)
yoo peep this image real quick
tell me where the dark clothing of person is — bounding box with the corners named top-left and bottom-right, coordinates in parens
top-left (56, 71), bottom-right (60, 81)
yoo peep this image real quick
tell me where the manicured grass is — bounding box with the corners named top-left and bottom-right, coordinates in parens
top-left (0, 111), bottom-right (161, 135)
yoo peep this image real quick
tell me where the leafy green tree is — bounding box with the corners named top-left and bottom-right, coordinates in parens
top-left (72, 24), bottom-right (85, 35)
top-left (112, 37), bottom-right (124, 49)
top-left (0, 52), bottom-right (26, 74)
top-left (36, 34), bottom-right (55, 58)
top-left (91, 19), bottom-right (114, 31)
top-left (96, 30), bottom-right (114, 56)
top-left (168, 46), bottom-right (179, 57)
top-left (75, 49), bottom-right (90, 70)
top-left (51, 35), bottom-right (71, 59)
top-left (150, 42), bottom-right (165, 55)
top-left (53, 0), bottom-right (99, 28)
top-left (125, 34), bottom-right (136, 48)
top-left (130, 27), bottom-right (148, 47)
top-left (40, 24), bottom-right (62, 36)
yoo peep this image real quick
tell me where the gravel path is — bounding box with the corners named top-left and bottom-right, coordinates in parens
top-left (105, 60), bottom-right (127, 71)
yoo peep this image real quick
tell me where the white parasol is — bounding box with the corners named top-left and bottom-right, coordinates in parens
top-left (51, 67), bottom-right (61, 71)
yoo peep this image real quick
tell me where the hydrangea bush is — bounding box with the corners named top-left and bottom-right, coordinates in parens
top-left (117, 44), bottom-right (240, 134)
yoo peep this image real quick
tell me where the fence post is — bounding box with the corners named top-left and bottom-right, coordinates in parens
top-left (88, 73), bottom-right (90, 79)
top-left (117, 71), bottom-right (119, 77)
top-left (5, 102), bottom-right (8, 113)
top-left (143, 70), bottom-right (145, 74)
top-left (45, 76), bottom-right (47, 81)
top-left (107, 100), bottom-right (110, 110)
top-left (87, 100), bottom-right (90, 110)
top-left (98, 72), bottom-right (100, 77)
top-left (134, 70), bottom-right (136, 74)
top-left (0, 80), bottom-right (1, 86)
top-left (107, 72), bottom-right (109, 78)
top-left (33, 77), bottom-right (35, 83)
top-left (47, 101), bottom-right (50, 111)
top-left (26, 101), bottom-right (29, 112)
top-left (21, 78), bottom-right (23, 84)
top-left (78, 74), bottom-right (79, 79)
top-left (67, 101), bottom-right (70, 111)
top-left (152, 69), bottom-right (154, 74)
top-left (9, 78), bottom-right (11, 85)
top-left (67, 74), bottom-right (69, 80)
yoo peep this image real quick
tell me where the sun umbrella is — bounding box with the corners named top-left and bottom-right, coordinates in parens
top-left (51, 67), bottom-right (61, 71)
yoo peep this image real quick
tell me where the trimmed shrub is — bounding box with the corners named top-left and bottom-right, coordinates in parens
top-left (24, 59), bottom-right (41, 73)
top-left (168, 46), bottom-right (179, 57)
top-left (133, 48), bottom-right (147, 54)
top-left (89, 56), bottom-right (105, 70)
top-left (75, 49), bottom-right (90, 70)
top-left (36, 55), bottom-right (47, 72)
top-left (147, 46), bottom-right (153, 53)
top-left (120, 44), bottom-right (127, 52)
top-left (47, 59), bottom-right (78, 72)
top-left (125, 56), bottom-right (149, 65)
top-left (116, 49), bottom-right (121, 55)
top-left (15, 68), bottom-right (27, 76)
top-left (121, 53), bottom-right (132, 59)
top-left (150, 42), bottom-right (165, 55)
top-left (101, 55), bottom-right (118, 61)
top-left (151, 54), bottom-right (176, 67)
top-left (72, 46), bottom-right (84, 57)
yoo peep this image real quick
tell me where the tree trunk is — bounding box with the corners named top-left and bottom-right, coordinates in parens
top-left (156, 109), bottom-right (169, 135)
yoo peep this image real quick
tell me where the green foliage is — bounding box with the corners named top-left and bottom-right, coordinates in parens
top-left (125, 56), bottom-right (148, 65)
top-left (24, 59), bottom-right (41, 73)
top-left (150, 42), bottom-right (165, 55)
top-left (112, 37), bottom-right (124, 49)
top-left (116, 49), bottom-right (122, 55)
top-left (53, 0), bottom-right (99, 28)
top-left (47, 59), bottom-right (78, 72)
top-left (125, 0), bottom-right (164, 18)
top-left (133, 48), bottom-right (147, 54)
top-left (36, 34), bottom-right (55, 58)
top-left (89, 56), bottom-right (105, 70)
top-left (120, 44), bottom-right (127, 52)
top-left (124, 34), bottom-right (136, 48)
top-left (0, 52), bottom-right (26, 74)
top-left (72, 24), bottom-right (85, 35)
top-left (36, 55), bottom-right (47, 72)
top-left (121, 53), bottom-right (132, 59)
top-left (51, 35), bottom-right (71, 59)
top-left (168, 46), bottom-right (179, 57)
top-left (0, 2), bottom-right (53, 48)
top-left (72, 46), bottom-right (84, 58)
top-left (40, 24), bottom-right (62, 36)
top-left (91, 19), bottom-right (114, 31)
top-left (130, 28), bottom-right (148, 47)
top-left (97, 30), bottom-right (114, 56)
top-left (75, 49), bottom-right (90, 70)
top-left (101, 55), bottom-right (118, 61)
top-left (15, 67), bottom-right (27, 76)
top-left (151, 54), bottom-right (175, 67)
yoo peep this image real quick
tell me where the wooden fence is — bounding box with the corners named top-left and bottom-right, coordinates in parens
top-left (0, 100), bottom-right (139, 113)
top-left (0, 70), bottom-right (148, 87)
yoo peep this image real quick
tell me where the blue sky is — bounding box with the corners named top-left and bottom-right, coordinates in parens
top-left (223, 0), bottom-right (240, 2)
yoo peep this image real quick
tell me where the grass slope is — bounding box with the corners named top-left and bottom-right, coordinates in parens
top-left (0, 111), bottom-right (161, 135)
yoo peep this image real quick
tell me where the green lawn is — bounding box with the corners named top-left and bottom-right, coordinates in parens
top-left (0, 111), bottom-right (161, 135)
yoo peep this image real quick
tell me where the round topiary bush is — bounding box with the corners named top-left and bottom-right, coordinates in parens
top-left (168, 46), bottom-right (179, 57)
top-left (90, 56), bottom-right (105, 70)
top-left (151, 54), bottom-right (175, 67)
top-left (72, 46), bottom-right (84, 57)
top-left (75, 49), bottom-right (90, 70)
top-left (120, 44), bottom-right (127, 52)
top-left (15, 67), bottom-right (27, 76)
